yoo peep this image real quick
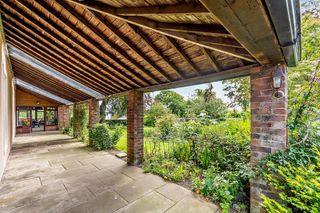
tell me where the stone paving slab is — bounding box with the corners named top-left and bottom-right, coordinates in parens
top-left (115, 192), bottom-right (174, 213)
top-left (115, 174), bottom-right (166, 202)
top-left (64, 190), bottom-right (128, 213)
top-left (1, 132), bottom-right (221, 213)
top-left (156, 183), bottom-right (192, 203)
top-left (165, 196), bottom-right (220, 213)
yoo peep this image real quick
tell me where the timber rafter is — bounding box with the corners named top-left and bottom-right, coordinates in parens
top-left (0, 0), bottom-right (270, 102)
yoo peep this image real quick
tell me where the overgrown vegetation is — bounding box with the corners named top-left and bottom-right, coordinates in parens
top-left (73, 103), bottom-right (89, 144)
top-left (142, 118), bottom-right (253, 212)
top-left (257, 3), bottom-right (320, 212)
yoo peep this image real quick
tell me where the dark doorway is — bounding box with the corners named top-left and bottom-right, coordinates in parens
top-left (32, 107), bottom-right (45, 132)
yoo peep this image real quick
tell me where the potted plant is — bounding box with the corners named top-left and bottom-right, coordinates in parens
top-left (19, 118), bottom-right (31, 134)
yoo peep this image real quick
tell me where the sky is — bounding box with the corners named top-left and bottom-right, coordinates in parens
top-left (151, 81), bottom-right (230, 103)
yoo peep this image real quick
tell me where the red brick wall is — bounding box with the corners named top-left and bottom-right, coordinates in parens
top-left (58, 105), bottom-right (69, 129)
top-left (127, 90), bottom-right (144, 165)
top-left (250, 64), bottom-right (288, 212)
top-left (88, 99), bottom-right (99, 127)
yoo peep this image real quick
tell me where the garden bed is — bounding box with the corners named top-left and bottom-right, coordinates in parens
top-left (116, 119), bottom-right (253, 212)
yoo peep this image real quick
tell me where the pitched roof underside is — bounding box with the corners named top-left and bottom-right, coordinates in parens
top-left (16, 79), bottom-right (72, 105)
top-left (9, 46), bottom-right (103, 101)
top-left (16, 86), bottom-right (63, 106)
top-left (0, 0), bottom-right (297, 99)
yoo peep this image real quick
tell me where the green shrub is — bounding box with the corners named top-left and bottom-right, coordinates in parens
top-left (155, 113), bottom-right (177, 141)
top-left (89, 123), bottom-right (122, 150)
top-left (62, 127), bottom-right (73, 136)
top-left (193, 164), bottom-right (254, 212)
top-left (261, 147), bottom-right (320, 212)
top-left (73, 104), bottom-right (88, 142)
top-left (143, 157), bottom-right (194, 182)
top-left (144, 102), bottom-right (171, 126)
top-left (144, 127), bottom-right (156, 138)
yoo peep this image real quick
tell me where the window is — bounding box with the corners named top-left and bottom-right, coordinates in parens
top-left (16, 107), bottom-right (31, 127)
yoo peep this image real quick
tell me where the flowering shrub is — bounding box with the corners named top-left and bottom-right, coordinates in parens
top-left (21, 118), bottom-right (30, 126)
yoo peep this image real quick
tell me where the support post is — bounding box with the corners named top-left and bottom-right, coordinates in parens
top-left (250, 64), bottom-right (288, 212)
top-left (58, 105), bottom-right (69, 129)
top-left (88, 98), bottom-right (100, 127)
top-left (127, 90), bottom-right (144, 165)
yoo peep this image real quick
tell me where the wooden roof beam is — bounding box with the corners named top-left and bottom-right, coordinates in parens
top-left (7, 0), bottom-right (151, 88)
top-left (11, 58), bottom-right (90, 101)
top-left (156, 23), bottom-right (229, 36)
top-left (113, 2), bottom-right (209, 16)
top-left (16, 85), bottom-right (64, 105)
top-left (56, 1), bottom-right (172, 82)
top-left (201, 48), bottom-right (220, 72)
top-left (4, 27), bottom-right (114, 95)
top-left (164, 36), bottom-right (201, 76)
top-left (90, 10), bottom-right (183, 80)
top-left (199, 0), bottom-right (283, 64)
top-left (1, 1), bottom-right (142, 90)
top-left (130, 25), bottom-right (187, 79)
top-left (138, 64), bottom-right (259, 92)
top-left (90, 11), bottom-right (184, 80)
top-left (67, 0), bottom-right (256, 62)
top-left (52, 0), bottom-right (167, 83)
top-left (2, 18), bottom-right (119, 93)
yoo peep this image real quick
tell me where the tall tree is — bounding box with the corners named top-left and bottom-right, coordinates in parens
top-left (105, 96), bottom-right (127, 119)
top-left (222, 77), bottom-right (250, 111)
top-left (188, 84), bottom-right (227, 119)
top-left (99, 99), bottom-right (107, 123)
top-left (155, 90), bottom-right (187, 117)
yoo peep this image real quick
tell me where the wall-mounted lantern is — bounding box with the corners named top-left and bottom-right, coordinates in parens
top-left (36, 101), bottom-right (40, 105)
top-left (272, 65), bottom-right (284, 98)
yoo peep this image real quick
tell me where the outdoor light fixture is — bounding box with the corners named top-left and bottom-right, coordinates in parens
top-left (272, 65), bottom-right (284, 98)
top-left (36, 101), bottom-right (40, 105)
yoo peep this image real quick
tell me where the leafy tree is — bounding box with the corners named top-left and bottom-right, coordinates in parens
top-left (106, 96), bottom-right (127, 119)
top-left (222, 77), bottom-right (250, 111)
top-left (144, 93), bottom-right (154, 111)
top-left (301, 2), bottom-right (320, 61)
top-left (144, 102), bottom-right (171, 126)
top-left (99, 99), bottom-right (107, 123)
top-left (155, 90), bottom-right (187, 117)
top-left (188, 84), bottom-right (227, 119)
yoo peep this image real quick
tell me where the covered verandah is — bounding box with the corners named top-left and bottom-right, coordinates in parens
top-left (0, 0), bottom-right (300, 212)
top-left (1, 131), bottom-right (218, 212)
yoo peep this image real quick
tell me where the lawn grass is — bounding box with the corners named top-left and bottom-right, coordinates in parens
top-left (115, 130), bottom-right (127, 152)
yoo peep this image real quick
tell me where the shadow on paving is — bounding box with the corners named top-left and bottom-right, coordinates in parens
top-left (0, 132), bottom-right (220, 213)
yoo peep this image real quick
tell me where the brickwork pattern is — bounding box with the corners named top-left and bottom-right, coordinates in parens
top-left (250, 64), bottom-right (288, 213)
top-left (58, 105), bottom-right (69, 129)
top-left (88, 99), bottom-right (100, 127)
top-left (127, 90), bottom-right (144, 165)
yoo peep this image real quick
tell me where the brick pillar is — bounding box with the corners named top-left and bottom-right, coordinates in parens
top-left (88, 99), bottom-right (100, 127)
top-left (250, 64), bottom-right (288, 212)
top-left (127, 90), bottom-right (144, 165)
top-left (58, 105), bottom-right (69, 129)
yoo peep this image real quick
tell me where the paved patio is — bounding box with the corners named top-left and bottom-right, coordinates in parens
top-left (0, 132), bottom-right (219, 213)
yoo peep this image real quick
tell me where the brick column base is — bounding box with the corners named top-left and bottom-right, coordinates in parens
top-left (58, 105), bottom-right (69, 129)
top-left (127, 90), bottom-right (144, 165)
top-left (88, 99), bottom-right (100, 127)
top-left (250, 64), bottom-right (288, 212)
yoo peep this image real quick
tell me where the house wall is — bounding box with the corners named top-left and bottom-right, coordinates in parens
top-left (16, 89), bottom-right (59, 107)
top-left (0, 14), bottom-right (15, 180)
